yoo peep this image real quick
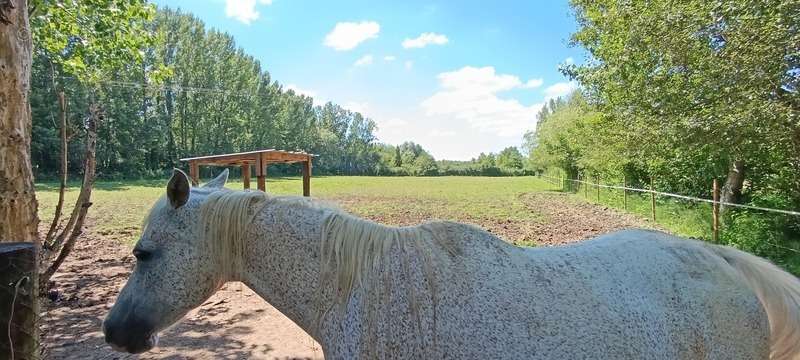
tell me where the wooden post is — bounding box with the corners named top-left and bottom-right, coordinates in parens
top-left (623, 175), bottom-right (628, 211)
top-left (712, 179), bottom-right (720, 242)
top-left (584, 175), bottom-right (588, 198)
top-left (241, 163), bottom-right (250, 190)
top-left (255, 154), bottom-right (266, 192)
top-left (596, 176), bottom-right (600, 202)
top-left (0, 243), bottom-right (36, 359)
top-left (650, 177), bottom-right (657, 222)
top-left (302, 158), bottom-right (312, 197)
top-left (189, 161), bottom-right (199, 186)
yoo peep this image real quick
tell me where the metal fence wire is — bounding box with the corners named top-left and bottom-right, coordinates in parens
top-left (538, 174), bottom-right (800, 217)
top-left (537, 174), bottom-right (800, 250)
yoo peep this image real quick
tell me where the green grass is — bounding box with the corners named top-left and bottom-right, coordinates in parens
top-left (565, 182), bottom-right (714, 241)
top-left (552, 178), bottom-right (800, 274)
top-left (36, 176), bottom-right (557, 245)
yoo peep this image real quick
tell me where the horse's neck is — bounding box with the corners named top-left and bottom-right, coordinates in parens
top-left (240, 199), bottom-right (328, 337)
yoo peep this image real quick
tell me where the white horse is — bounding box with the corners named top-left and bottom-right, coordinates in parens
top-left (103, 169), bottom-right (800, 359)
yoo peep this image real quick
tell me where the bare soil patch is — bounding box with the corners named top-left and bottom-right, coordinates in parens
top-left (518, 192), bottom-right (657, 246)
top-left (42, 235), bottom-right (322, 360)
top-left (42, 191), bottom-right (653, 359)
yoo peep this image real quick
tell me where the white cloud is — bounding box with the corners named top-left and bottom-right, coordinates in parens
top-left (285, 84), bottom-right (317, 98)
top-left (523, 78), bottom-right (544, 89)
top-left (225, 0), bottom-right (272, 24)
top-left (324, 21), bottom-right (380, 51)
top-left (564, 57), bottom-right (575, 65)
top-left (421, 66), bottom-right (543, 138)
top-left (402, 32), bottom-right (449, 49)
top-left (384, 55), bottom-right (396, 62)
top-left (344, 101), bottom-right (369, 114)
top-left (354, 54), bottom-right (374, 67)
top-left (380, 118), bottom-right (408, 127)
top-left (543, 81), bottom-right (578, 100)
top-left (431, 129), bottom-right (457, 137)
top-left (404, 60), bottom-right (414, 70)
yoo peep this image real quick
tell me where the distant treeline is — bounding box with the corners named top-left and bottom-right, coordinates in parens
top-left (374, 143), bottom-right (530, 177)
top-left (28, 7), bottom-right (530, 180)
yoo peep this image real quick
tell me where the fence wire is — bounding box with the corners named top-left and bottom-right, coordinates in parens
top-left (538, 175), bottom-right (800, 217)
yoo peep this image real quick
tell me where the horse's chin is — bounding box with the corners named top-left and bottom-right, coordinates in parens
top-left (109, 332), bottom-right (159, 354)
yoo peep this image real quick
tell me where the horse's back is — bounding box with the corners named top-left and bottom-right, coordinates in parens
top-left (429, 227), bottom-right (770, 359)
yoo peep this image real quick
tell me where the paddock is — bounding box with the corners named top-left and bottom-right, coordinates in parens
top-left (39, 176), bottom-right (658, 359)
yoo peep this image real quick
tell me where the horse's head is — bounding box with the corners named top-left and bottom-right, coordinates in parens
top-left (103, 168), bottom-right (230, 353)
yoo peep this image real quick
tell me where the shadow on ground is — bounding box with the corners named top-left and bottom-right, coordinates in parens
top-left (42, 236), bottom-right (321, 360)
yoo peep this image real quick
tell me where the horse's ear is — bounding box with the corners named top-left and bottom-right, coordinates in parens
top-left (167, 168), bottom-right (191, 209)
top-left (202, 168), bottom-right (229, 189)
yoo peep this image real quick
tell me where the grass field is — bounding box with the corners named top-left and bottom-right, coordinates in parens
top-left (40, 174), bottom-right (786, 257)
top-left (36, 176), bottom-right (559, 245)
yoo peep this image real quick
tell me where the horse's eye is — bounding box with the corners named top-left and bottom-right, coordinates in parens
top-left (133, 248), bottom-right (152, 262)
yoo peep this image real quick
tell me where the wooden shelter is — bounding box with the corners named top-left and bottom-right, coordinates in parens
top-left (180, 149), bottom-right (314, 196)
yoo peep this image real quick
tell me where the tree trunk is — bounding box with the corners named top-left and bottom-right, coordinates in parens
top-left (44, 91), bottom-right (67, 246)
top-left (0, 0), bottom-right (38, 243)
top-left (40, 104), bottom-right (99, 292)
top-left (720, 159), bottom-right (746, 217)
top-left (164, 85), bottom-right (177, 166)
top-left (791, 127), bottom-right (800, 203)
top-left (0, 1), bottom-right (40, 359)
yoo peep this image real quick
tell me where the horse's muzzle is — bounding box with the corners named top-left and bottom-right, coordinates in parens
top-left (102, 316), bottom-right (159, 354)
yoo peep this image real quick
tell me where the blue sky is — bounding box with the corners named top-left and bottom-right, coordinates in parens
top-left (151, 0), bottom-right (582, 160)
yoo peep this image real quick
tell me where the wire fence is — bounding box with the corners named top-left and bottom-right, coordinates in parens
top-left (537, 174), bottom-right (800, 217)
top-left (536, 173), bottom-right (800, 253)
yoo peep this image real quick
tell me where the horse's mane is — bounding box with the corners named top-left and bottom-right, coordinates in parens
top-left (320, 211), bottom-right (432, 306)
top-left (314, 206), bottom-right (459, 352)
top-left (199, 190), bottom-right (270, 280)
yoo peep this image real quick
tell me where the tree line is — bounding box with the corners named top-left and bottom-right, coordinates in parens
top-left (29, 6), bottom-right (529, 179)
top-left (31, 7), bottom-right (375, 178)
top-left (527, 0), bottom-right (799, 270)
top-left (374, 142), bottom-right (529, 176)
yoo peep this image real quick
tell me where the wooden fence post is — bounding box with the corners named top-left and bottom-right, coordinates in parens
top-left (189, 160), bottom-right (199, 186)
top-left (584, 175), bottom-right (588, 198)
top-left (302, 159), bottom-right (312, 197)
top-left (712, 179), bottom-right (720, 242)
top-left (255, 154), bottom-right (266, 192)
top-left (623, 175), bottom-right (628, 211)
top-left (596, 176), bottom-right (600, 202)
top-left (241, 163), bottom-right (250, 190)
top-left (650, 177), bottom-right (657, 222)
top-left (1, 243), bottom-right (36, 360)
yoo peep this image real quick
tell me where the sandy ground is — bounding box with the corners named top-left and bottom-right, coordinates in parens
top-left (41, 191), bottom-right (651, 359)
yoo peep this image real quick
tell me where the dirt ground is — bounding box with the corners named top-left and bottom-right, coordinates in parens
top-left (41, 191), bottom-right (652, 359)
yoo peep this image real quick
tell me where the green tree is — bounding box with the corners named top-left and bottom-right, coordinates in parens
top-left (496, 147), bottom-right (525, 170)
top-left (567, 0), bottom-right (800, 204)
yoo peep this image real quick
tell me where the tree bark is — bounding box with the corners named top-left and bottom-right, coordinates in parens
top-left (0, 0), bottom-right (38, 243)
top-left (720, 159), bottom-right (746, 217)
top-left (0, 1), bottom-right (40, 359)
